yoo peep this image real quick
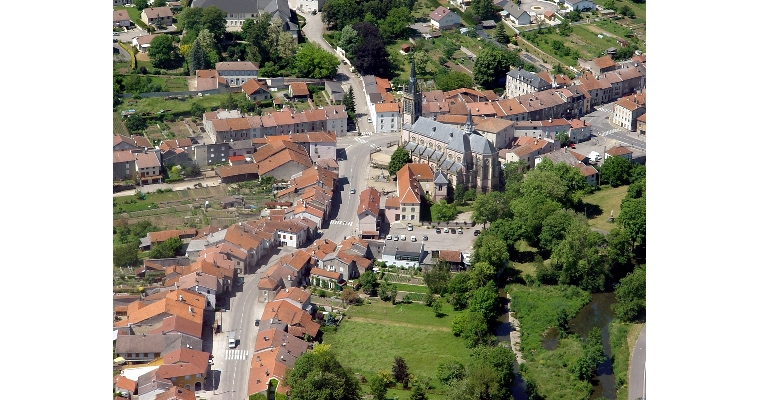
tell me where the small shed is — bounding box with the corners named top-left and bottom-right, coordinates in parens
top-left (481, 20), bottom-right (497, 29)
top-left (400, 44), bottom-right (412, 53)
top-left (606, 47), bottom-right (617, 57)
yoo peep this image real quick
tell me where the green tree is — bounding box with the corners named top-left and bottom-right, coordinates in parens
top-left (600, 155), bottom-right (632, 187)
top-left (566, 10), bottom-right (581, 22)
top-left (188, 39), bottom-right (207, 75)
top-left (177, 7), bottom-right (203, 35)
top-left (436, 361), bottom-right (466, 386)
top-left (388, 146), bottom-right (410, 176)
top-left (285, 349), bottom-right (362, 400)
top-left (447, 272), bottom-right (471, 310)
top-left (359, 270), bottom-right (379, 296)
top-left (423, 260), bottom-right (451, 295)
top-left (572, 327), bottom-right (606, 381)
top-left (294, 42), bottom-right (341, 79)
top-left (494, 22), bottom-right (510, 45)
top-left (556, 131), bottom-right (570, 147)
top-left (148, 237), bottom-right (182, 259)
top-left (153, 0), bottom-right (167, 6)
top-left (321, 0), bottom-right (362, 31)
top-left (196, 29), bottom-right (220, 66)
top-left (556, 308), bottom-right (570, 337)
top-left (134, 0), bottom-right (148, 11)
top-left (470, 0), bottom-right (495, 20)
top-left (551, 220), bottom-right (609, 292)
top-left (510, 194), bottom-right (562, 245)
top-left (380, 7), bottom-right (413, 41)
top-left (435, 71), bottom-right (474, 92)
top-left (472, 45), bottom-right (511, 89)
top-left (432, 297), bottom-right (444, 317)
top-left (242, 13), bottom-right (275, 64)
top-left (618, 195), bottom-right (646, 251)
top-left (125, 114), bottom-right (147, 132)
top-left (538, 209), bottom-right (578, 253)
top-left (114, 243), bottom-right (139, 267)
top-left (408, 384), bottom-right (429, 400)
top-left (200, 6), bottom-right (227, 39)
top-left (392, 356), bottom-right (409, 383)
top-left (602, 0), bottom-right (617, 12)
top-left (451, 312), bottom-right (491, 348)
top-left (149, 35), bottom-right (179, 69)
top-left (472, 191), bottom-right (507, 228)
top-left (221, 93), bottom-right (237, 110)
top-left (340, 287), bottom-right (360, 305)
top-left (338, 25), bottom-right (361, 58)
top-left (470, 262), bottom-right (496, 289)
top-left (618, 5), bottom-right (634, 17)
top-left (190, 102), bottom-right (205, 118)
top-left (471, 234), bottom-right (508, 269)
top-left (468, 281), bottom-right (500, 324)
top-left (469, 345), bottom-right (517, 399)
top-left (369, 374), bottom-right (388, 400)
top-left (343, 86), bottom-right (356, 118)
top-left (431, 199), bottom-right (458, 222)
top-left (612, 265), bottom-right (646, 322)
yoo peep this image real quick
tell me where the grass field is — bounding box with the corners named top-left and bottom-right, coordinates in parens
top-left (115, 92), bottom-right (238, 115)
top-left (390, 282), bottom-right (428, 293)
top-left (609, 321), bottom-right (632, 400)
top-left (322, 300), bottom-right (471, 387)
top-left (113, 112), bottom-right (130, 136)
top-left (506, 284), bottom-right (591, 355)
top-left (580, 185), bottom-right (629, 232)
top-left (522, 337), bottom-right (593, 400)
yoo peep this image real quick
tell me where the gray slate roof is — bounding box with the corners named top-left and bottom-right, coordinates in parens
top-left (507, 69), bottom-right (551, 89)
top-left (501, 1), bottom-right (528, 17)
top-left (408, 117), bottom-right (494, 156)
top-left (115, 333), bottom-right (202, 355)
top-left (433, 170), bottom-right (449, 184)
top-left (382, 241), bottom-right (424, 257)
top-left (194, 0), bottom-right (289, 20)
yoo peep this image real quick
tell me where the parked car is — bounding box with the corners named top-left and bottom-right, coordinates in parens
top-left (422, 235), bottom-right (428, 241)
top-left (474, 230), bottom-right (481, 236)
top-left (350, 188), bottom-right (356, 194)
top-left (457, 228), bottom-right (463, 234)
top-left (386, 234), bottom-right (393, 240)
top-left (443, 228), bottom-right (449, 233)
top-left (393, 235), bottom-right (399, 241)
top-left (435, 228), bottom-right (441, 234)
top-left (411, 236), bottom-right (417, 242)
top-left (400, 235), bottom-right (406, 241)
top-left (255, 319), bottom-right (260, 326)
top-left (407, 223), bottom-right (413, 231)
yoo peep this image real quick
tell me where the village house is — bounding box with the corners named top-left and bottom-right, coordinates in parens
top-left (241, 78), bottom-right (270, 101)
top-left (505, 68), bottom-right (552, 99)
top-left (381, 241), bottom-right (425, 269)
top-left (430, 6), bottom-right (461, 30)
top-left (357, 187), bottom-right (382, 239)
top-left (141, 7), bottom-right (173, 27)
top-left (611, 92), bottom-right (646, 131)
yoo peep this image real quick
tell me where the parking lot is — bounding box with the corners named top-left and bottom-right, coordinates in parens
top-left (382, 221), bottom-right (479, 254)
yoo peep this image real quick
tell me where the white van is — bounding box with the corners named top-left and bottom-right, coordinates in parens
top-left (228, 331), bottom-right (236, 348)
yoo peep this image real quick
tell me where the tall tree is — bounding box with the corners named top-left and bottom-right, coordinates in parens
top-left (321, 0), bottom-right (361, 31)
top-left (114, 243), bottom-right (139, 267)
top-left (285, 348), bottom-right (362, 400)
top-left (447, 272), bottom-right (471, 311)
top-left (435, 71), bottom-right (474, 92)
top-left (551, 220), bottom-right (609, 292)
top-left (468, 281), bottom-right (500, 324)
top-left (134, 0), bottom-right (148, 11)
top-left (409, 384), bottom-right (429, 400)
top-left (612, 265), bottom-right (646, 322)
top-left (294, 42), bottom-right (341, 79)
top-left (431, 199), bottom-right (458, 222)
top-left (392, 356), bottom-right (409, 383)
top-left (343, 86), bottom-right (356, 115)
top-left (493, 22), bottom-right (510, 45)
top-left (451, 312), bottom-right (491, 348)
top-left (423, 260), bottom-right (451, 295)
top-left (352, 22), bottom-right (391, 77)
top-left (338, 25), bottom-right (361, 57)
top-left (388, 146), bottom-right (410, 176)
top-left (599, 155), bottom-right (632, 187)
top-left (472, 45), bottom-right (511, 89)
top-left (148, 35), bottom-right (179, 69)
top-left (379, 7), bottom-right (413, 41)
top-left (188, 39), bottom-right (206, 74)
top-left (196, 29), bottom-right (220, 66)
top-left (177, 6), bottom-right (204, 36)
top-left (470, 0), bottom-right (495, 20)
top-left (369, 374), bottom-right (388, 400)
top-left (469, 262), bottom-right (496, 290)
top-left (358, 270), bottom-right (379, 296)
top-left (436, 361), bottom-right (466, 386)
top-left (617, 195), bottom-right (646, 251)
top-left (472, 191), bottom-right (507, 228)
top-left (469, 345), bottom-right (517, 399)
top-left (200, 6), bottom-right (227, 39)
top-left (242, 13), bottom-right (275, 64)
top-left (471, 234), bottom-right (508, 269)
top-left (148, 237), bottom-right (182, 259)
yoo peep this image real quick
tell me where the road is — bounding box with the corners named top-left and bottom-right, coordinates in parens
top-left (295, 6), bottom-right (372, 134)
top-left (628, 325), bottom-right (646, 400)
top-left (581, 105), bottom-right (647, 151)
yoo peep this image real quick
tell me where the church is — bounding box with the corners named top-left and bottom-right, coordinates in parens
top-left (399, 58), bottom-right (501, 194)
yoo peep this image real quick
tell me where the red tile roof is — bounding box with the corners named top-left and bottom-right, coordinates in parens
top-left (290, 82), bottom-right (310, 97)
top-left (358, 187), bottom-right (381, 217)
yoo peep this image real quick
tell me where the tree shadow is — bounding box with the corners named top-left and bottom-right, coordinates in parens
top-left (575, 202), bottom-right (603, 219)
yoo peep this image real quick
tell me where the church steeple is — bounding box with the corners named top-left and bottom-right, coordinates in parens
top-left (402, 54), bottom-right (422, 126)
top-left (407, 56), bottom-right (417, 94)
top-left (464, 107), bottom-right (473, 136)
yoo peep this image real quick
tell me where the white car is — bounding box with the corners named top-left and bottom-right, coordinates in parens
top-left (400, 235), bottom-right (406, 241)
top-left (350, 188), bottom-right (356, 194)
top-left (411, 236), bottom-right (416, 242)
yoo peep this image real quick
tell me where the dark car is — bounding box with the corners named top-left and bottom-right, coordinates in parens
top-left (255, 319), bottom-right (260, 326)
top-left (435, 228), bottom-right (441, 234)
top-left (422, 235), bottom-right (428, 241)
top-left (474, 230), bottom-right (481, 236)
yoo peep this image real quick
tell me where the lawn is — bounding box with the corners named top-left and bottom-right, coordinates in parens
top-left (592, 20), bottom-right (634, 39)
top-left (322, 300), bottom-right (471, 386)
top-left (114, 112), bottom-right (130, 136)
top-left (521, 337), bottom-right (593, 400)
top-left (579, 185), bottom-right (629, 232)
top-left (114, 6), bottom-right (146, 29)
top-left (115, 92), bottom-right (237, 116)
top-left (390, 282), bottom-right (428, 293)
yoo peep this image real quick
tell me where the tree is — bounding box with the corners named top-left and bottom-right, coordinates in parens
top-left (572, 327), bottom-right (606, 381)
top-left (538, 209), bottom-right (578, 253)
top-left (352, 22), bottom-right (391, 77)
top-left (149, 236), bottom-right (182, 259)
top-left (471, 234), bottom-right (508, 269)
top-left (618, 5), bottom-right (634, 17)
top-left (436, 361), bottom-right (466, 386)
top-left (190, 102), bottom-right (205, 118)
top-left (134, 0), bottom-right (148, 11)
top-left (188, 39), bottom-right (207, 75)
top-left (566, 10), bottom-right (581, 22)
top-left (338, 25), bottom-right (361, 58)
top-left (149, 34), bottom-right (179, 69)
top-left (472, 45), bottom-right (511, 89)
top-left (294, 42), bottom-right (341, 79)
top-left (153, 0), bottom-right (167, 6)
top-left (469, 345), bottom-right (517, 399)
top-left (468, 281), bottom-right (500, 324)
top-left (285, 349), bottom-right (362, 400)
top-left (343, 86), bottom-right (356, 116)
top-left (556, 131), bottom-right (570, 147)
top-left (556, 308), bottom-right (570, 337)
top-left (617, 195), bottom-right (646, 251)
top-left (359, 270), bottom-right (379, 296)
top-left (195, 29), bottom-right (220, 66)
top-left (432, 297), bottom-right (443, 317)
top-left (551, 221), bottom-right (609, 292)
top-left (409, 384), bottom-right (429, 400)
top-left (472, 191), bottom-right (507, 228)
top-left (379, 7), bottom-right (413, 41)
top-left (114, 243), bottom-right (139, 267)
top-left (177, 7), bottom-right (203, 35)
top-left (600, 155), bottom-right (632, 187)
top-left (369, 374), bottom-right (388, 400)
top-left (510, 194), bottom-right (562, 245)
top-left (451, 312), bottom-right (491, 348)
top-left (447, 272), bottom-right (471, 310)
top-left (242, 13), bottom-right (275, 64)
top-left (435, 71), bottom-right (474, 92)
top-left (321, 0), bottom-right (362, 31)
top-left (470, 0), bottom-right (495, 20)
top-left (392, 356), bottom-right (409, 383)
top-left (200, 6), bottom-right (227, 39)
top-left (276, 30), bottom-right (298, 63)
top-left (388, 146), bottom-right (410, 176)
top-left (125, 114), bottom-right (147, 132)
top-left (340, 287), bottom-right (359, 305)
top-left (612, 265), bottom-right (646, 322)
top-left (431, 199), bottom-right (458, 222)
top-left (470, 262), bottom-right (496, 289)
top-left (423, 261), bottom-right (451, 295)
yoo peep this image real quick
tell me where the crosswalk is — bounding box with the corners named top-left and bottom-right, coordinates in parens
top-left (354, 137), bottom-right (380, 149)
top-left (224, 349), bottom-right (248, 360)
top-left (596, 106), bottom-right (613, 113)
top-left (330, 220), bottom-right (353, 226)
top-left (597, 128), bottom-right (621, 137)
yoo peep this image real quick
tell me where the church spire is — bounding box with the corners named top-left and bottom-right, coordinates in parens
top-left (464, 107), bottom-right (473, 135)
top-left (407, 55), bottom-right (417, 94)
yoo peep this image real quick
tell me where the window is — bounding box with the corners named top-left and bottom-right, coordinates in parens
top-left (402, 215), bottom-right (406, 220)
top-left (410, 215), bottom-right (415, 220)
top-left (411, 207), bottom-right (415, 212)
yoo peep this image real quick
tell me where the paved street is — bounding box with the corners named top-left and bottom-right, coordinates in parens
top-left (628, 325), bottom-right (646, 400)
top-left (581, 103), bottom-right (647, 151)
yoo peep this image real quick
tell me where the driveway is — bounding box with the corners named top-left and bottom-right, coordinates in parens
top-left (628, 325), bottom-right (646, 400)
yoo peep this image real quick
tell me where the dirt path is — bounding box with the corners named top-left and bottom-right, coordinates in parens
top-left (583, 24), bottom-right (625, 41)
top-left (344, 316), bottom-right (451, 332)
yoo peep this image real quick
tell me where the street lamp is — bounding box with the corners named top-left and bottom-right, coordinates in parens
top-left (209, 359), bottom-right (215, 394)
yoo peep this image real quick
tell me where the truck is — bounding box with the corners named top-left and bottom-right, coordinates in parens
top-left (228, 331), bottom-right (236, 348)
